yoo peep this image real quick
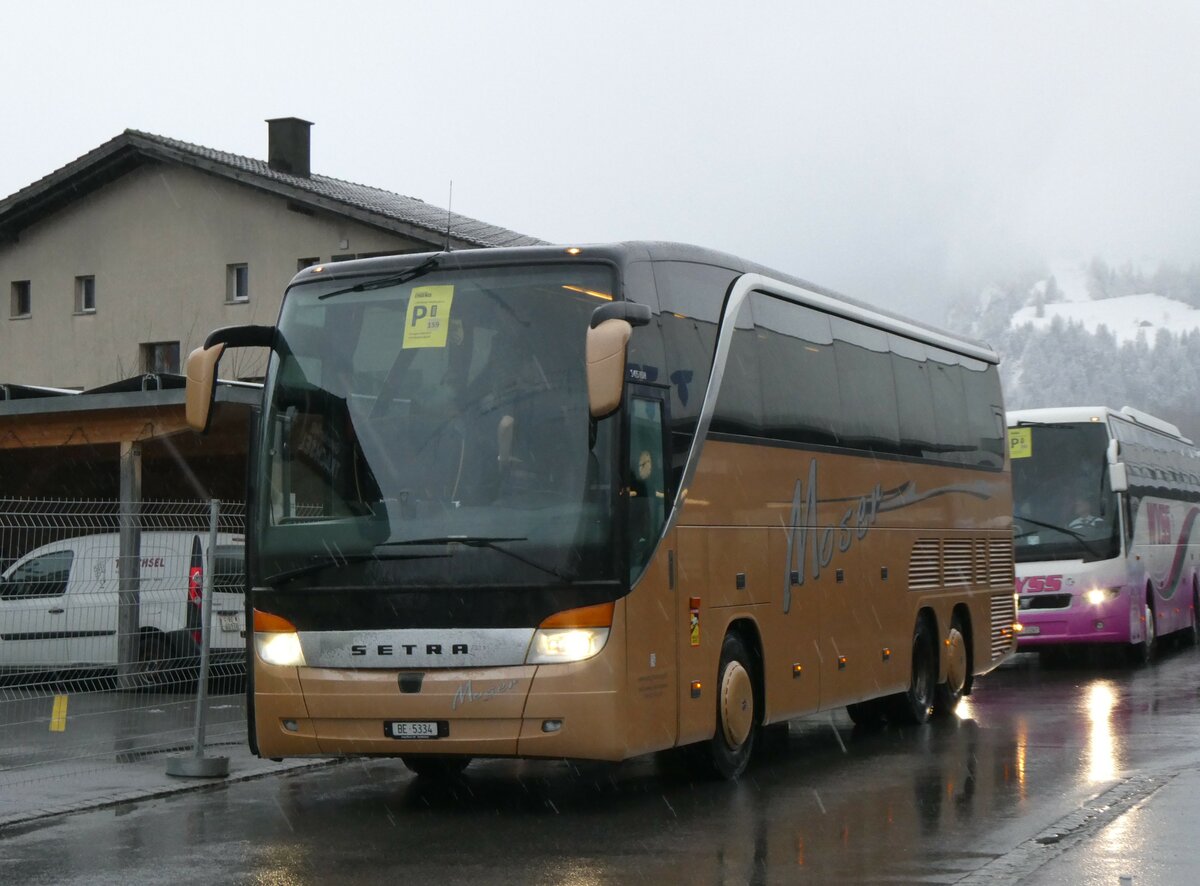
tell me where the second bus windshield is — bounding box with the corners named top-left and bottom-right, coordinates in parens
top-left (1012, 422), bottom-right (1120, 563)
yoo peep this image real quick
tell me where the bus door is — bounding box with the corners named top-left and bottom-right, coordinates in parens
top-left (621, 385), bottom-right (678, 755)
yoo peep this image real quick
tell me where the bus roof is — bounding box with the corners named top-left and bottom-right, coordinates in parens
top-left (287, 241), bottom-right (999, 364)
top-left (1008, 406), bottom-right (1187, 441)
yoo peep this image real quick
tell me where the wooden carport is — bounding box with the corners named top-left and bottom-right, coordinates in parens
top-left (0, 376), bottom-right (259, 685)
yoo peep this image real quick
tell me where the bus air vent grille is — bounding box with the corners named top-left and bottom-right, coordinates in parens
top-left (908, 539), bottom-right (941, 590)
top-left (989, 592), bottom-right (1017, 659)
top-left (943, 539), bottom-right (973, 587)
top-left (987, 538), bottom-right (1015, 587)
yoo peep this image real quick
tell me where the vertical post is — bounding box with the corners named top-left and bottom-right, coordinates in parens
top-left (167, 499), bottom-right (229, 778)
top-left (117, 440), bottom-right (142, 689)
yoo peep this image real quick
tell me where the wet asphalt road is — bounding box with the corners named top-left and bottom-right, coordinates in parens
top-left (4, 642), bottom-right (1200, 886)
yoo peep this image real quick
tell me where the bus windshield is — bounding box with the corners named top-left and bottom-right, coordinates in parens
top-left (1011, 422), bottom-right (1120, 563)
top-left (255, 262), bottom-right (619, 588)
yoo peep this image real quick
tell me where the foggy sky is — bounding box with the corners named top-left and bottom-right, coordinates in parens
top-left (3, 1), bottom-right (1199, 324)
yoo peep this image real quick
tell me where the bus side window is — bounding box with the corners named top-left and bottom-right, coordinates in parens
top-left (629, 396), bottom-right (667, 582)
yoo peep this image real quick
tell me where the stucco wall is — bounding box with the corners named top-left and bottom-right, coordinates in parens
top-left (0, 164), bottom-right (427, 388)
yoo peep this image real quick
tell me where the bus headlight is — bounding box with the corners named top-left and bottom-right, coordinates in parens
top-left (527, 627), bottom-right (609, 664)
top-left (1085, 587), bottom-right (1120, 606)
top-left (525, 601), bottom-right (615, 664)
top-left (255, 632), bottom-right (307, 667)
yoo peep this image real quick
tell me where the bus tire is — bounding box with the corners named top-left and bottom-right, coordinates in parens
top-left (706, 632), bottom-right (759, 780)
top-left (933, 613), bottom-right (970, 717)
top-left (402, 756), bottom-right (471, 780)
top-left (1128, 599), bottom-right (1157, 665)
top-left (890, 616), bottom-right (937, 725)
top-left (1187, 587), bottom-right (1200, 647)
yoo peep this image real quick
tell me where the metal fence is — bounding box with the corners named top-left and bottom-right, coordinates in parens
top-left (0, 499), bottom-right (248, 792)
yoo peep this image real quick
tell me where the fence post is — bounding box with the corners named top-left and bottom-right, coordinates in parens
top-left (116, 442), bottom-right (142, 690)
top-left (166, 499), bottom-right (230, 778)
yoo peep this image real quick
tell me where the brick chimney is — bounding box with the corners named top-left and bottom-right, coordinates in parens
top-left (266, 117), bottom-right (313, 177)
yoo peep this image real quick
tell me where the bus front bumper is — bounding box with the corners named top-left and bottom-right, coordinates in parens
top-left (252, 655), bottom-right (627, 762)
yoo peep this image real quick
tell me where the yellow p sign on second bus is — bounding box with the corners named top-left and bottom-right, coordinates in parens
top-left (1008, 427), bottom-right (1032, 460)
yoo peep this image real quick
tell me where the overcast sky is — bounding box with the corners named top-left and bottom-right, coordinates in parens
top-left (3, 2), bottom-right (1199, 323)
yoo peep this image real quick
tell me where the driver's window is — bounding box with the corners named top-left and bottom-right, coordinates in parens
top-left (629, 396), bottom-right (667, 582)
top-left (1, 550), bottom-right (74, 600)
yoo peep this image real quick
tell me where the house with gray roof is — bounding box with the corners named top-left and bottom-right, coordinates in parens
top-left (0, 117), bottom-right (544, 389)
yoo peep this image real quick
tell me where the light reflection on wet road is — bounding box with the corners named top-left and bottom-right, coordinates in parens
top-left (5, 644), bottom-right (1200, 885)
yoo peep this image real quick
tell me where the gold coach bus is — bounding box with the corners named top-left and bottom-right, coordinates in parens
top-left (186, 242), bottom-right (1016, 780)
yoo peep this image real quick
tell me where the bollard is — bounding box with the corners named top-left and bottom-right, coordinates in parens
top-left (166, 499), bottom-right (230, 778)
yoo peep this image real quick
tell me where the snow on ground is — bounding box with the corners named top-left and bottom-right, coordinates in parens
top-left (1011, 292), bottom-right (1200, 345)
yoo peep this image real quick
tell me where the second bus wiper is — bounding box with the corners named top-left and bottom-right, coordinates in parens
top-left (318, 253), bottom-right (443, 300)
top-left (381, 536), bottom-right (571, 583)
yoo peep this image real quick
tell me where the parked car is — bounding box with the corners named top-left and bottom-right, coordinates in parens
top-left (0, 531), bottom-right (245, 686)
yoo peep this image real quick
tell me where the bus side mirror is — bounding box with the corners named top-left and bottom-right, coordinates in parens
top-left (185, 325), bottom-right (276, 433)
top-left (586, 319), bottom-right (633, 418)
top-left (1109, 462), bottom-right (1129, 494)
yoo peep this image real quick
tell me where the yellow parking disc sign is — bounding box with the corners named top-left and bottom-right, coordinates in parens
top-left (403, 285), bottom-right (455, 349)
top-left (1008, 427), bottom-right (1032, 460)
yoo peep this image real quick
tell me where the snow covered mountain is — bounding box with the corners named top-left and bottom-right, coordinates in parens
top-left (948, 259), bottom-right (1200, 441)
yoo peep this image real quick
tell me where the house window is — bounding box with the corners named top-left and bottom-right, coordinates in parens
top-left (141, 341), bottom-right (180, 375)
top-left (297, 257), bottom-right (320, 271)
top-left (226, 263), bottom-right (249, 303)
top-left (10, 280), bottom-right (31, 318)
top-left (75, 276), bottom-right (96, 313)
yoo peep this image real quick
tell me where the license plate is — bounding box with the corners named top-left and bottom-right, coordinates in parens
top-left (218, 613), bottom-right (243, 633)
top-left (1023, 625), bottom-right (1041, 636)
top-left (384, 721), bottom-right (445, 740)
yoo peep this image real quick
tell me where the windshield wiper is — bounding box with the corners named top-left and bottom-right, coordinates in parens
top-left (318, 254), bottom-right (443, 300)
top-left (266, 550), bottom-right (447, 584)
top-left (1013, 515), bottom-right (1107, 560)
top-left (381, 536), bottom-right (572, 583)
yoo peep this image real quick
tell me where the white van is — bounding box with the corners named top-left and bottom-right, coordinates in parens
top-left (0, 531), bottom-right (246, 684)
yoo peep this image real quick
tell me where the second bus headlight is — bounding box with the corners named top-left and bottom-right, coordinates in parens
top-left (1085, 587), bottom-right (1120, 606)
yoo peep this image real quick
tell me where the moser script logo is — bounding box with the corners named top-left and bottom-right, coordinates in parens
top-left (351, 643), bottom-right (470, 656)
top-left (783, 458), bottom-right (882, 614)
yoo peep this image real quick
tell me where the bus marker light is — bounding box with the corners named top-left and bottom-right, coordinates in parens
top-left (792, 663), bottom-right (803, 678)
top-left (254, 609), bottom-right (299, 633)
top-left (283, 720), bottom-right (299, 732)
top-left (882, 648), bottom-right (891, 661)
top-left (690, 681), bottom-right (702, 698)
top-left (542, 720), bottom-right (563, 733)
top-left (1095, 621), bottom-right (1105, 630)
top-left (837, 656), bottom-right (848, 670)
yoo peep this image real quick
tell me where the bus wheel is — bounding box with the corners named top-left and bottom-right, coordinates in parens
top-left (933, 615), bottom-right (969, 717)
top-left (402, 756), bottom-right (471, 780)
top-left (707, 632), bottom-right (758, 780)
top-left (890, 617), bottom-right (937, 725)
top-left (1129, 601), bottom-right (1157, 666)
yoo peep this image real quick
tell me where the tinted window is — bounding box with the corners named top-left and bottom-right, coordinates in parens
top-left (831, 317), bottom-right (900, 452)
top-left (752, 294), bottom-right (841, 446)
top-left (713, 297), bottom-right (764, 435)
top-left (889, 334), bottom-right (939, 458)
top-left (927, 349), bottom-right (971, 462)
top-left (961, 357), bottom-right (1005, 468)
